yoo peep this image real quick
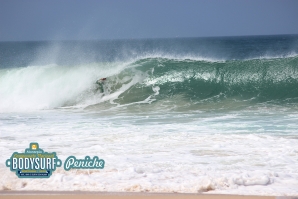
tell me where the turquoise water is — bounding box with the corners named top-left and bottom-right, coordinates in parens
top-left (0, 35), bottom-right (298, 195)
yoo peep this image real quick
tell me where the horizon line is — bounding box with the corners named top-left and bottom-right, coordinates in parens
top-left (1, 33), bottom-right (298, 43)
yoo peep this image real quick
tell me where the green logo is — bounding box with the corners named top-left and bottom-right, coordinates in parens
top-left (5, 143), bottom-right (62, 178)
top-left (64, 156), bottom-right (105, 170)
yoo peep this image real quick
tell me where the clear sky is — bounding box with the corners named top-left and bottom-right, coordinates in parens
top-left (0, 0), bottom-right (297, 41)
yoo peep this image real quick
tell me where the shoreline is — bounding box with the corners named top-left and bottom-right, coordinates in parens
top-left (0, 191), bottom-right (288, 199)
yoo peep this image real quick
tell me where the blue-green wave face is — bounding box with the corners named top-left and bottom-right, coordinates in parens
top-left (1, 55), bottom-right (298, 112)
top-left (102, 55), bottom-right (298, 111)
top-left (1, 36), bottom-right (298, 112)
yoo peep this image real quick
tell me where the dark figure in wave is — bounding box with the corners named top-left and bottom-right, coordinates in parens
top-left (96, 78), bottom-right (107, 93)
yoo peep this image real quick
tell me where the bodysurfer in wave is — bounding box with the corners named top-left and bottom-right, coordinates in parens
top-left (96, 78), bottom-right (106, 93)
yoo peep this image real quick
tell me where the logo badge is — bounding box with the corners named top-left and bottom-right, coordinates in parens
top-left (5, 143), bottom-right (62, 178)
top-left (64, 156), bottom-right (105, 171)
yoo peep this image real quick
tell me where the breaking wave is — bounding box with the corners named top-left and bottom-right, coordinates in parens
top-left (1, 55), bottom-right (298, 112)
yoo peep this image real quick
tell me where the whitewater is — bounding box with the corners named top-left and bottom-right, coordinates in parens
top-left (1, 35), bottom-right (298, 195)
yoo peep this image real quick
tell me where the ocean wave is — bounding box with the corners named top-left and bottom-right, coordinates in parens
top-left (1, 55), bottom-right (298, 112)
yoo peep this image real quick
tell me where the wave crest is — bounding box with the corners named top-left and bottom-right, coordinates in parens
top-left (1, 56), bottom-right (298, 112)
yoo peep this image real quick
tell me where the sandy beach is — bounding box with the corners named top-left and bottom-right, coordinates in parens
top-left (0, 192), bottom-right (280, 199)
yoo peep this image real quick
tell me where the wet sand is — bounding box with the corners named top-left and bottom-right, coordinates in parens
top-left (0, 191), bottom-right (281, 199)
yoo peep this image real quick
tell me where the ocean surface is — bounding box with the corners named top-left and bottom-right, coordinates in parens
top-left (1, 35), bottom-right (298, 195)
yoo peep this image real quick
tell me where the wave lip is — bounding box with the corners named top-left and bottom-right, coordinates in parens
top-left (114, 55), bottom-right (298, 110)
top-left (1, 55), bottom-right (298, 112)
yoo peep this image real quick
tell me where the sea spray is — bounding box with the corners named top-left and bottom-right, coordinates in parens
top-left (1, 56), bottom-right (298, 112)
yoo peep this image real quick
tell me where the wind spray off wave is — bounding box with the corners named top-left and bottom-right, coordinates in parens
top-left (1, 55), bottom-right (298, 112)
top-left (2, 36), bottom-right (298, 196)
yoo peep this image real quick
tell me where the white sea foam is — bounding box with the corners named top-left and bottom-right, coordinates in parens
top-left (0, 110), bottom-right (298, 195)
top-left (0, 62), bottom-right (137, 112)
top-left (1, 36), bottom-right (298, 196)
